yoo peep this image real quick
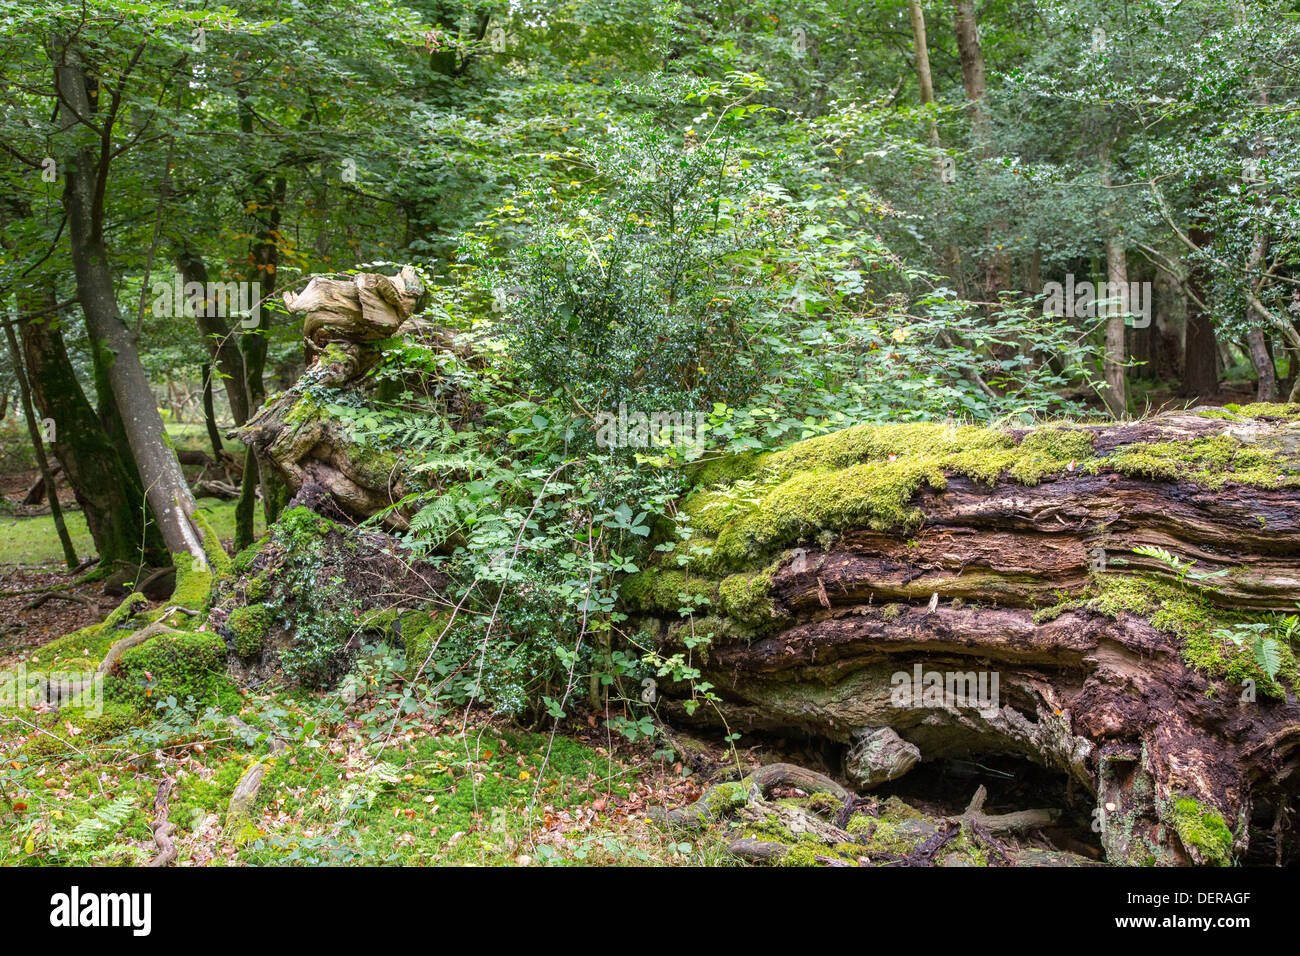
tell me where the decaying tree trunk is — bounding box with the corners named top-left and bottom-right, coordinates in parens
top-left (239, 269), bottom-right (1300, 865)
top-left (233, 267), bottom-right (430, 526)
top-left (628, 408), bottom-right (1300, 866)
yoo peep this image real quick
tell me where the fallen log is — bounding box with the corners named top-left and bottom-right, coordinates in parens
top-left (632, 405), bottom-right (1300, 865)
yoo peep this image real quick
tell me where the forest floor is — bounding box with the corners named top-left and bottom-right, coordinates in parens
top-left (0, 423), bottom-right (739, 866)
top-left (0, 666), bottom-right (733, 865)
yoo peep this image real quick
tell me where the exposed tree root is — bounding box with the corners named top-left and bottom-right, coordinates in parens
top-left (147, 777), bottom-right (177, 868)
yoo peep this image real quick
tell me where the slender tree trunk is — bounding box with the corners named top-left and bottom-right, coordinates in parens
top-left (1180, 227), bottom-right (1220, 399)
top-left (953, 1), bottom-right (989, 144)
top-left (15, 283), bottom-right (167, 568)
top-left (3, 312), bottom-right (77, 570)
top-left (201, 363), bottom-right (224, 460)
top-left (907, 0), bottom-right (942, 155)
top-left (1244, 234), bottom-right (1278, 401)
top-left (176, 248), bottom-right (250, 426)
top-left (52, 41), bottom-right (205, 564)
top-left (953, 0), bottom-right (1009, 302)
top-left (233, 87), bottom-right (289, 548)
top-left (1103, 236), bottom-right (1130, 417)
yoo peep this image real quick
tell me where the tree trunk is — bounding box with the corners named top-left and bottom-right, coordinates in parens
top-left (201, 363), bottom-right (224, 460)
top-left (176, 247), bottom-right (250, 427)
top-left (1102, 236), bottom-right (1129, 417)
top-left (953, 1), bottom-right (990, 145)
top-left (907, 0), bottom-right (942, 156)
top-left (233, 86), bottom-right (289, 548)
top-left (3, 311), bottom-right (77, 570)
top-left (52, 41), bottom-right (205, 565)
top-left (1182, 230), bottom-right (1219, 399)
top-left (15, 283), bottom-right (167, 568)
top-left (628, 409), bottom-right (1300, 866)
top-left (1244, 235), bottom-right (1278, 401)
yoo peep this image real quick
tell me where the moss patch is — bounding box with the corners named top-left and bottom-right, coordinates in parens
top-left (1081, 573), bottom-right (1295, 695)
top-left (106, 631), bottom-right (235, 710)
top-left (227, 604), bottom-right (273, 658)
top-left (680, 422), bottom-right (1095, 568)
top-left (1167, 796), bottom-right (1234, 866)
top-left (1105, 434), bottom-right (1300, 490)
top-left (717, 565), bottom-right (782, 632)
top-left (620, 569), bottom-right (718, 616)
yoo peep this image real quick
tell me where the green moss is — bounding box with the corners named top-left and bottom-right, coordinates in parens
top-left (192, 510), bottom-right (233, 577)
top-left (348, 445), bottom-right (401, 489)
top-left (620, 569), bottom-right (718, 615)
top-left (844, 798), bottom-right (932, 858)
top-left (21, 702), bottom-right (142, 759)
top-left (1195, 407), bottom-right (1241, 421)
top-left (717, 565), bottom-right (782, 631)
top-left (107, 631), bottom-right (234, 710)
top-left (805, 791), bottom-right (842, 814)
top-left (103, 591), bottom-right (151, 629)
top-left (661, 536), bottom-right (722, 574)
top-left (781, 843), bottom-right (823, 867)
top-left (1167, 796), bottom-right (1234, 866)
top-left (685, 422), bottom-right (1095, 568)
top-left (1083, 573), bottom-right (1294, 695)
top-left (399, 611), bottom-right (440, 679)
top-left (1106, 434), bottom-right (1300, 490)
top-left (228, 604), bottom-right (273, 658)
top-left (663, 614), bottom-right (743, 651)
top-left (231, 535), bottom-right (270, 575)
top-left (1224, 401), bottom-right (1300, 420)
top-left (170, 552), bottom-right (213, 610)
top-left (272, 506), bottom-right (341, 548)
top-left (691, 451), bottom-right (768, 487)
top-left (283, 391), bottom-right (322, 427)
top-left (1005, 427), bottom-right (1097, 484)
top-left (679, 486), bottom-right (749, 536)
top-left (245, 574), bottom-right (270, 602)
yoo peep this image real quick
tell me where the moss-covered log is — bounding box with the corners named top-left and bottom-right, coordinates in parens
top-left (631, 405), bottom-right (1300, 866)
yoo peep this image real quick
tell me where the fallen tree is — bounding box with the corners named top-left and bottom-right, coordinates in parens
top-left (623, 406), bottom-right (1300, 865)
top-left (217, 269), bottom-right (1300, 865)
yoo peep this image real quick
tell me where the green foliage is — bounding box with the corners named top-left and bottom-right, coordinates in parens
top-left (260, 508), bottom-right (363, 688)
top-left (107, 631), bottom-right (235, 711)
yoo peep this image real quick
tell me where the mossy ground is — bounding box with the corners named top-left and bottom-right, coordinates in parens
top-left (0, 671), bottom-right (727, 866)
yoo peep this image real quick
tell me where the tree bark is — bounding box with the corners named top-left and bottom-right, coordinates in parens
top-left (1244, 235), bottom-right (1278, 401)
top-left (632, 409), bottom-right (1300, 865)
top-left (3, 311), bottom-right (77, 569)
top-left (1182, 231), bottom-right (1219, 399)
top-left (52, 39), bottom-right (205, 565)
top-left (233, 84), bottom-right (289, 547)
top-left (1102, 236), bottom-right (1129, 416)
top-left (907, 0), bottom-right (942, 156)
top-left (15, 283), bottom-right (167, 568)
top-left (176, 247), bottom-right (250, 427)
